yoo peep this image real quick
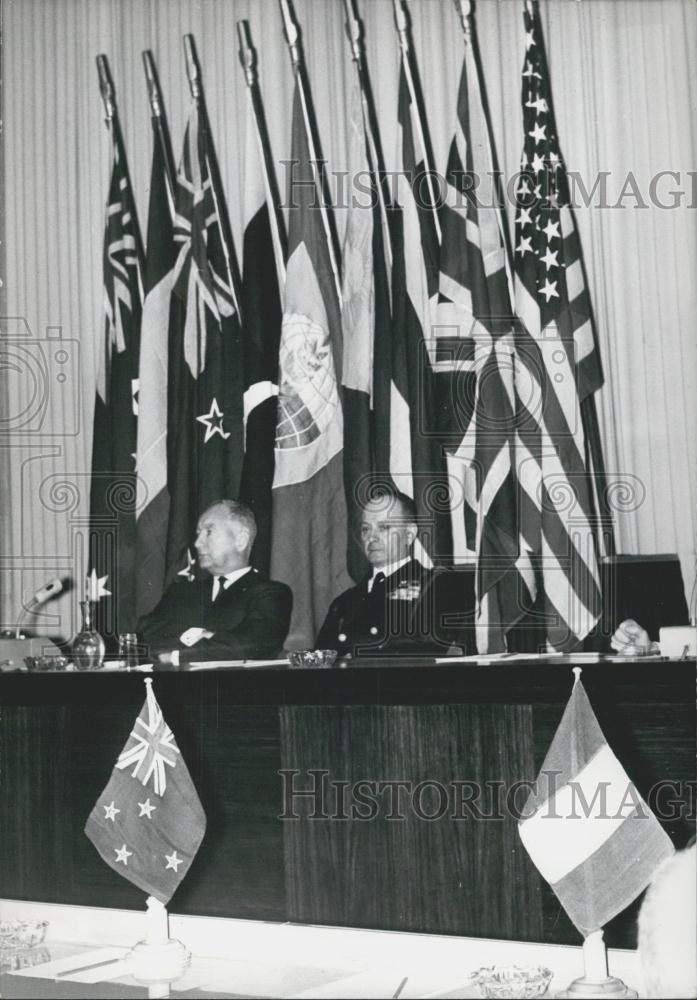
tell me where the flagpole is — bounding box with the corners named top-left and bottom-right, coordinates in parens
top-left (96, 55), bottom-right (146, 288)
top-left (142, 50), bottom-right (177, 212)
top-left (183, 34), bottom-right (243, 324)
top-left (452, 0), bottom-right (516, 306)
top-left (343, 0), bottom-right (393, 275)
top-left (278, 0), bottom-right (343, 307)
top-left (392, 0), bottom-right (442, 245)
top-left (236, 20), bottom-right (288, 292)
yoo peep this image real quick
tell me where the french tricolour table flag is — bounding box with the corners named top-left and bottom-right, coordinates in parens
top-left (85, 679), bottom-right (206, 905)
top-left (518, 672), bottom-right (674, 935)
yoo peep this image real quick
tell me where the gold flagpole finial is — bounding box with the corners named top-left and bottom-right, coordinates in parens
top-left (392, 0), bottom-right (410, 53)
top-left (343, 0), bottom-right (363, 64)
top-left (183, 34), bottom-right (202, 100)
top-left (237, 20), bottom-right (257, 87)
top-left (96, 54), bottom-right (116, 122)
top-left (452, 0), bottom-right (473, 40)
top-left (279, 0), bottom-right (302, 69)
top-left (142, 50), bottom-right (162, 118)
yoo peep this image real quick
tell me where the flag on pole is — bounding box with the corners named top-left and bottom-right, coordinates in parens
top-left (90, 138), bottom-right (143, 640)
top-left (238, 105), bottom-right (284, 576)
top-left (85, 679), bottom-right (206, 904)
top-left (392, 66), bottom-right (452, 564)
top-left (271, 82), bottom-right (351, 648)
top-left (518, 673), bottom-right (674, 935)
top-left (438, 25), bottom-right (533, 652)
top-left (341, 79), bottom-right (392, 581)
top-left (135, 117), bottom-right (176, 619)
top-left (513, 0), bottom-right (602, 649)
top-left (165, 101), bottom-right (244, 585)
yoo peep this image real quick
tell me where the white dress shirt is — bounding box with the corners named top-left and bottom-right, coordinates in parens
top-left (367, 556), bottom-right (411, 593)
top-left (211, 566), bottom-right (253, 600)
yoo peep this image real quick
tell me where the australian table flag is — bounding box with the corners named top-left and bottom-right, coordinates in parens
top-left (85, 679), bottom-right (206, 904)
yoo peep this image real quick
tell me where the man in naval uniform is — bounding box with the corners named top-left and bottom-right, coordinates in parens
top-left (315, 489), bottom-right (474, 658)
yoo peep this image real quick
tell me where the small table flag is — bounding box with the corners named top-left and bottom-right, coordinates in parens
top-left (518, 670), bottom-right (674, 936)
top-left (85, 678), bottom-right (206, 904)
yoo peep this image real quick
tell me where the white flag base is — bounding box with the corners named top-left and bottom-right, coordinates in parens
top-left (556, 930), bottom-right (637, 998)
top-left (555, 976), bottom-right (637, 998)
top-left (129, 938), bottom-right (191, 984)
top-left (127, 896), bottom-right (191, 984)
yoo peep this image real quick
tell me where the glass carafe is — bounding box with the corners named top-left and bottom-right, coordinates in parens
top-left (73, 600), bottom-right (105, 671)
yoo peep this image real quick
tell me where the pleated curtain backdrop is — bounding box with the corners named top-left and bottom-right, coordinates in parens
top-left (2, 0), bottom-right (696, 637)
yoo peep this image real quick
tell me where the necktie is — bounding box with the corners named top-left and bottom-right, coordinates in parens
top-left (214, 576), bottom-right (227, 601)
top-left (371, 571), bottom-right (386, 600)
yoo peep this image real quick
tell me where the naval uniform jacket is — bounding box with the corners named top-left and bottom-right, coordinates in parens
top-left (315, 558), bottom-right (474, 658)
top-left (138, 569), bottom-right (292, 663)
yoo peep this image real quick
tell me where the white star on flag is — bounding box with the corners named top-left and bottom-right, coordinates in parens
top-left (138, 798), bottom-right (156, 819)
top-left (116, 681), bottom-right (180, 796)
top-left (131, 377), bottom-right (139, 417)
top-left (177, 548), bottom-right (196, 582)
top-left (540, 246), bottom-right (559, 270)
top-left (165, 851), bottom-right (183, 872)
top-left (86, 568), bottom-right (111, 601)
top-left (517, 236), bottom-right (533, 257)
top-left (529, 121), bottom-right (547, 144)
top-left (115, 844), bottom-right (132, 865)
top-left (517, 207), bottom-right (533, 227)
top-left (196, 398), bottom-right (231, 443)
top-left (531, 152), bottom-right (545, 174)
top-left (104, 801), bottom-right (120, 821)
top-left (542, 218), bottom-right (561, 241)
top-left (540, 278), bottom-right (559, 302)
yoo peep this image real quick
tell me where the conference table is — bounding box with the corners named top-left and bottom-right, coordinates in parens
top-left (1, 651), bottom-right (694, 991)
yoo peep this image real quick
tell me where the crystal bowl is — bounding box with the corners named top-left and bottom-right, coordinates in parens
top-left (469, 964), bottom-right (552, 999)
top-left (287, 649), bottom-right (338, 668)
top-left (0, 919), bottom-right (49, 950)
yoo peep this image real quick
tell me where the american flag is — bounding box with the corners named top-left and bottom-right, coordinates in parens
top-left (513, 0), bottom-right (602, 649)
top-left (438, 14), bottom-right (533, 652)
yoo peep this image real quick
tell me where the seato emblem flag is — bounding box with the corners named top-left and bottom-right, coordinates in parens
top-left (85, 679), bottom-right (206, 904)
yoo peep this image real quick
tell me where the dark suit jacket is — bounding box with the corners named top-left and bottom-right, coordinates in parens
top-left (138, 570), bottom-right (292, 663)
top-left (315, 558), bottom-right (475, 658)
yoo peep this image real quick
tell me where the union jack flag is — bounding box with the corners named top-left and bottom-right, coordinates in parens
top-left (116, 679), bottom-right (179, 796)
top-left (85, 679), bottom-right (206, 904)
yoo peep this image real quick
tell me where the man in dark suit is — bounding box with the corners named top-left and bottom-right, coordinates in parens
top-left (315, 489), bottom-right (474, 658)
top-left (139, 500), bottom-right (292, 665)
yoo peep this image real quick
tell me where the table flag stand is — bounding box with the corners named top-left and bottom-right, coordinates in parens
top-left (555, 930), bottom-right (637, 998)
top-left (128, 896), bottom-right (190, 988)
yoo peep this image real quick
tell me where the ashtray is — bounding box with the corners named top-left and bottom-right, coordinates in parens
top-left (469, 964), bottom-right (552, 999)
top-left (0, 919), bottom-right (49, 950)
top-left (288, 649), bottom-right (338, 668)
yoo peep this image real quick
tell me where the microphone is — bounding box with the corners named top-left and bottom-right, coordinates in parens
top-left (15, 577), bottom-right (65, 638)
top-left (26, 577), bottom-right (64, 610)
